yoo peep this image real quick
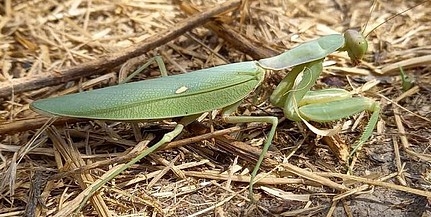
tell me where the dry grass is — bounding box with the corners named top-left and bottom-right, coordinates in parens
top-left (1, 0), bottom-right (430, 216)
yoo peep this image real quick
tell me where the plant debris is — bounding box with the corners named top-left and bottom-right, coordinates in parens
top-left (0, 0), bottom-right (430, 216)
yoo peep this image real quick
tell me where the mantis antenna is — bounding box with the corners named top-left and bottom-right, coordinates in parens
top-left (363, 1), bottom-right (427, 38)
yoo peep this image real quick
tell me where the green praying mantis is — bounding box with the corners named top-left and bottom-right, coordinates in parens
top-left (30, 29), bottom-right (379, 202)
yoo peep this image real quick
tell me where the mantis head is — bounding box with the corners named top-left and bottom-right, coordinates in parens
top-left (341, 1), bottom-right (425, 66)
top-left (343, 30), bottom-right (368, 65)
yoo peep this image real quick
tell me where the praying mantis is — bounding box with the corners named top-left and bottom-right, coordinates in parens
top-left (30, 29), bottom-right (380, 203)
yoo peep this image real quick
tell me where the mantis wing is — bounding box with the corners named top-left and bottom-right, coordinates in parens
top-left (31, 62), bottom-right (265, 120)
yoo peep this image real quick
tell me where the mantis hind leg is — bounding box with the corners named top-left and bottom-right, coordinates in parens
top-left (120, 56), bottom-right (168, 140)
top-left (121, 56), bottom-right (167, 84)
top-left (79, 122), bottom-right (185, 211)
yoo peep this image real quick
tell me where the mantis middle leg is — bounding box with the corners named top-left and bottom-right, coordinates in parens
top-left (221, 101), bottom-right (278, 200)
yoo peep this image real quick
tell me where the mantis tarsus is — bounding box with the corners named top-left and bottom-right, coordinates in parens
top-left (31, 30), bottom-right (379, 204)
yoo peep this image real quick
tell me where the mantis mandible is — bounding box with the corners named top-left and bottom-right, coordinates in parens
top-left (30, 30), bottom-right (379, 203)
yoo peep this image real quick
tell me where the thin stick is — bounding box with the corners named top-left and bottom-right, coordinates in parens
top-left (0, 0), bottom-right (241, 98)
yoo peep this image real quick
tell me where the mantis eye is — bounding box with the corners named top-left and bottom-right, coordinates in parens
top-left (344, 30), bottom-right (368, 65)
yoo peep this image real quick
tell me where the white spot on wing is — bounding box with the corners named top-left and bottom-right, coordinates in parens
top-left (175, 86), bottom-right (188, 94)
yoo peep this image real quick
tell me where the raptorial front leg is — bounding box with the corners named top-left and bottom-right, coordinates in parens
top-left (270, 57), bottom-right (380, 158)
top-left (298, 95), bottom-right (380, 154)
top-left (270, 59), bottom-right (324, 121)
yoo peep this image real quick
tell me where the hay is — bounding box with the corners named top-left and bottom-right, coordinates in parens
top-left (1, 0), bottom-right (430, 216)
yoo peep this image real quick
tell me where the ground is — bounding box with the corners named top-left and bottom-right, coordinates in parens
top-left (0, 0), bottom-right (430, 216)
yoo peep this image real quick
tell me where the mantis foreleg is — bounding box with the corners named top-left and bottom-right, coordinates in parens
top-left (271, 58), bottom-right (380, 157)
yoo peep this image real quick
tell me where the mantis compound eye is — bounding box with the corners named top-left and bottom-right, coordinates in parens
top-left (344, 30), bottom-right (368, 65)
